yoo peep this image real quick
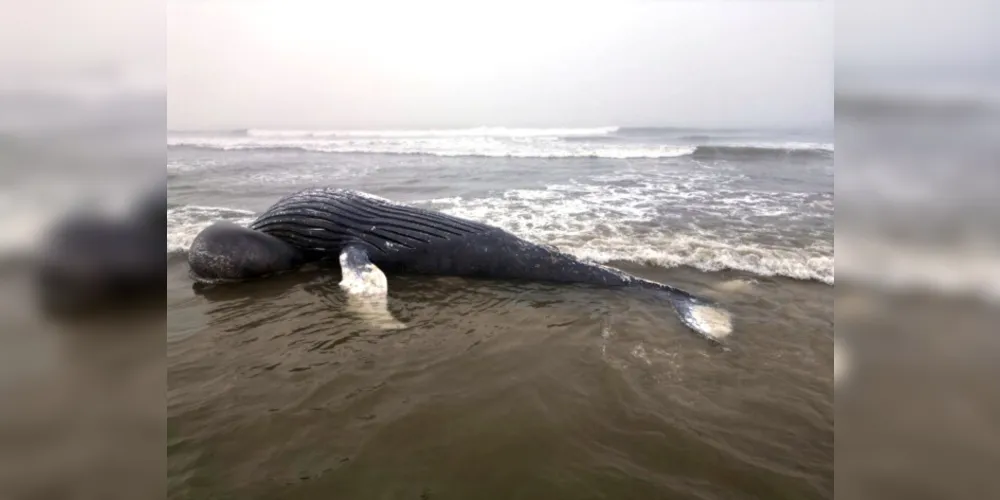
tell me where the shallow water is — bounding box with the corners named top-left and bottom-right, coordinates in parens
top-left (167, 259), bottom-right (832, 499)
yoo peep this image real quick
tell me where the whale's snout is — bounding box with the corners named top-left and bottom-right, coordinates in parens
top-left (188, 221), bottom-right (305, 283)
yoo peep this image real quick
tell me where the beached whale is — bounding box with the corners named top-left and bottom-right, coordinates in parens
top-left (188, 188), bottom-right (732, 341)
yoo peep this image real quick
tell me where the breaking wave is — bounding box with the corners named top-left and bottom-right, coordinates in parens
top-left (241, 126), bottom-right (622, 138)
top-left (168, 139), bottom-right (831, 160)
top-left (422, 186), bottom-right (833, 285)
top-left (167, 139), bottom-right (697, 159)
top-left (168, 126), bottom-right (832, 159)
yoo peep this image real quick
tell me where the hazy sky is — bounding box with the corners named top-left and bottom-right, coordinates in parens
top-left (168, 0), bottom-right (833, 130)
top-left (836, 0), bottom-right (999, 89)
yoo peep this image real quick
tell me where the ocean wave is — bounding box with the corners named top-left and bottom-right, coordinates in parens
top-left (167, 139), bottom-right (698, 159)
top-left (241, 126), bottom-right (621, 139)
top-left (574, 238), bottom-right (833, 285)
top-left (168, 130), bottom-right (832, 160)
top-left (427, 188), bottom-right (833, 284)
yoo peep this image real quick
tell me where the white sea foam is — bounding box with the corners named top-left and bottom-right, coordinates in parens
top-left (421, 178), bottom-right (834, 284)
top-left (166, 205), bottom-right (256, 254)
top-left (572, 238), bottom-right (834, 284)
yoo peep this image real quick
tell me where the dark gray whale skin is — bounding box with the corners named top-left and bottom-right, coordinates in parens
top-left (252, 188), bottom-right (639, 287)
top-left (188, 188), bottom-right (732, 340)
top-left (188, 220), bottom-right (305, 283)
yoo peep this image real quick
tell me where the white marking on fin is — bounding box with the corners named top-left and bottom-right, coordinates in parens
top-left (339, 247), bottom-right (406, 330)
top-left (339, 249), bottom-right (388, 296)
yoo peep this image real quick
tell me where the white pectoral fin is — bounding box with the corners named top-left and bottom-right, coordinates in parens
top-left (338, 246), bottom-right (406, 330)
top-left (339, 245), bottom-right (389, 296)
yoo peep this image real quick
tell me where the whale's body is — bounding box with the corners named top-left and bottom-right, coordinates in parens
top-left (188, 188), bottom-right (732, 341)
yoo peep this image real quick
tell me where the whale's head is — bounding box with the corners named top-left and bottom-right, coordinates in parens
top-left (188, 221), bottom-right (305, 283)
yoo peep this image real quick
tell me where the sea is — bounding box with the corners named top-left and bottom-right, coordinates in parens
top-left (166, 126), bottom-right (835, 499)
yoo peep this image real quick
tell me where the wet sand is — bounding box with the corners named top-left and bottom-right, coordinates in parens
top-left (168, 257), bottom-right (833, 499)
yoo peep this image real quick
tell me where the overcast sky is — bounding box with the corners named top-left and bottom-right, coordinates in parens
top-left (168, 0), bottom-right (833, 130)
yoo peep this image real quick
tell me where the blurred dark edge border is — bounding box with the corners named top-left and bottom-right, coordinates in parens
top-left (0, 2), bottom-right (166, 497)
top-left (836, 0), bottom-right (1000, 497)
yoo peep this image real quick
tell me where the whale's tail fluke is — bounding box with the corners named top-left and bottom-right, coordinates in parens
top-left (668, 291), bottom-right (733, 342)
top-left (643, 282), bottom-right (733, 342)
top-left (580, 260), bottom-right (735, 342)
